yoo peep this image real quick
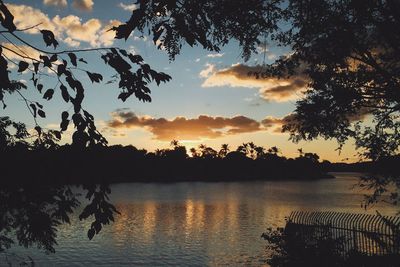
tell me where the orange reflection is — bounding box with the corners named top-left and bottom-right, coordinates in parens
top-left (142, 201), bottom-right (157, 244)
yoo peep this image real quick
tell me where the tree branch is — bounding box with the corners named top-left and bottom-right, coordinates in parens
top-left (8, 32), bottom-right (120, 55)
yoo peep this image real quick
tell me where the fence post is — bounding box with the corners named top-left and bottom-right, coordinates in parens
top-left (353, 226), bottom-right (358, 253)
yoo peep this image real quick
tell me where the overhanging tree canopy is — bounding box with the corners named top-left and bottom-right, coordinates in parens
top-left (1, 0), bottom-right (400, 242)
top-left (111, 0), bottom-right (400, 205)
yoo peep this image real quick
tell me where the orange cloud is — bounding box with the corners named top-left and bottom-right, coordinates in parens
top-left (261, 109), bottom-right (370, 135)
top-left (8, 4), bottom-right (57, 34)
top-left (107, 110), bottom-right (263, 141)
top-left (201, 63), bottom-right (308, 102)
top-left (1, 43), bottom-right (41, 61)
top-left (261, 114), bottom-right (298, 133)
top-left (72, 0), bottom-right (94, 11)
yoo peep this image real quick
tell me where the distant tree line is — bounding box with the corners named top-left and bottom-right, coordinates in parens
top-left (2, 116), bottom-right (399, 186)
top-left (1, 131), bottom-right (333, 184)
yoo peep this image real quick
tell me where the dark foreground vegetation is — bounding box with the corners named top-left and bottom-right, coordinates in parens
top-left (262, 222), bottom-right (400, 267)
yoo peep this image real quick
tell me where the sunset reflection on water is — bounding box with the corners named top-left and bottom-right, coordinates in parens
top-left (5, 173), bottom-right (398, 266)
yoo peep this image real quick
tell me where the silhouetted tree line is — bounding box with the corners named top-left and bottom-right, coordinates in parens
top-left (2, 115), bottom-right (399, 185)
top-left (2, 137), bottom-right (333, 185)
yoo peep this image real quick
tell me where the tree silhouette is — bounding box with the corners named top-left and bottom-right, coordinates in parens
top-left (0, 0), bottom-right (171, 149)
top-left (0, 0), bottom-right (168, 253)
top-left (218, 144), bottom-right (230, 158)
top-left (113, 0), bottom-right (400, 206)
top-left (2, 0), bottom-right (400, 257)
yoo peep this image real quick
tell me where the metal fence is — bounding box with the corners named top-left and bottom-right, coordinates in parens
top-left (287, 211), bottom-right (400, 257)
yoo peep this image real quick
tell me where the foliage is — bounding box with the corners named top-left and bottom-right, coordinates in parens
top-left (262, 221), bottom-right (400, 267)
top-left (112, 0), bottom-right (277, 61)
top-left (114, 0), bottom-right (400, 205)
top-left (0, 184), bottom-right (117, 253)
top-left (1, 0), bottom-right (400, 255)
top-left (0, 0), bottom-right (172, 251)
top-left (268, 0), bottom-right (400, 160)
top-left (262, 223), bottom-right (345, 267)
top-left (0, 0), bottom-right (171, 149)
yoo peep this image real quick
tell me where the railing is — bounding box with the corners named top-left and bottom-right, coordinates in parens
top-left (287, 211), bottom-right (400, 257)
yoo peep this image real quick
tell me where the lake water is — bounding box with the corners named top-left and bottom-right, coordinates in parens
top-left (2, 173), bottom-right (398, 266)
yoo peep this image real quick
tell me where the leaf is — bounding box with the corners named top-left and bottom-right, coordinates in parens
top-left (53, 130), bottom-right (61, 140)
top-left (35, 102), bottom-right (43, 109)
top-left (118, 92), bottom-right (132, 102)
top-left (31, 73), bottom-right (37, 86)
top-left (57, 63), bottom-right (66, 76)
top-left (33, 62), bottom-right (39, 74)
top-left (111, 8), bottom-right (143, 40)
top-left (154, 72), bottom-right (172, 85)
top-left (83, 109), bottom-right (94, 120)
top-left (72, 113), bottom-right (83, 127)
top-left (40, 30), bottom-right (59, 49)
top-left (43, 89), bottom-right (54, 100)
top-left (86, 72), bottom-right (103, 83)
top-left (38, 109), bottom-right (46, 118)
top-left (112, 24), bottom-right (134, 40)
top-left (68, 53), bottom-right (77, 66)
top-left (61, 111), bottom-right (69, 121)
top-left (34, 126), bottom-right (41, 136)
top-left (29, 103), bottom-right (37, 117)
top-left (119, 49), bottom-right (128, 57)
top-left (153, 27), bottom-right (164, 45)
top-left (40, 55), bottom-right (52, 68)
top-left (88, 228), bottom-right (95, 240)
top-left (60, 119), bottom-right (69, 131)
top-left (50, 54), bottom-right (58, 62)
top-left (18, 61), bottom-right (29, 72)
top-left (128, 54), bottom-right (143, 64)
top-left (93, 221), bottom-right (102, 234)
top-left (37, 84), bottom-right (43, 93)
top-left (60, 84), bottom-right (69, 103)
top-left (0, 2), bottom-right (16, 32)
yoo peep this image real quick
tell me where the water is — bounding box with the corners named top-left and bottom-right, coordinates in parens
top-left (2, 173), bottom-right (398, 266)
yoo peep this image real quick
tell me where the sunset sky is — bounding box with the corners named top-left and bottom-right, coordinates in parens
top-left (3, 0), bottom-right (359, 161)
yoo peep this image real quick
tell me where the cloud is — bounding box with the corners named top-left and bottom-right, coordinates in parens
top-left (72, 0), bottom-right (94, 11)
top-left (58, 17), bottom-right (121, 47)
top-left (259, 77), bottom-right (307, 102)
top-left (8, 4), bottom-right (57, 34)
top-left (261, 108), bottom-right (371, 135)
top-left (107, 110), bottom-right (263, 141)
top-left (261, 114), bottom-right (298, 133)
top-left (53, 15), bottom-right (101, 46)
top-left (199, 63), bottom-right (215, 78)
top-left (118, 3), bottom-right (139, 11)
top-left (63, 37), bottom-right (80, 47)
top-left (1, 43), bottom-right (41, 61)
top-left (207, 53), bottom-right (224, 58)
top-left (8, 4), bottom-right (120, 47)
top-left (201, 63), bottom-right (308, 102)
top-left (43, 0), bottom-right (67, 7)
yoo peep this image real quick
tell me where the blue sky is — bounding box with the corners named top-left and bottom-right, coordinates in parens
top-left (1, 0), bottom-right (358, 161)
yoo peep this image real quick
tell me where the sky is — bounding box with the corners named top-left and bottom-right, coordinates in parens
top-left (2, 0), bottom-right (360, 162)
